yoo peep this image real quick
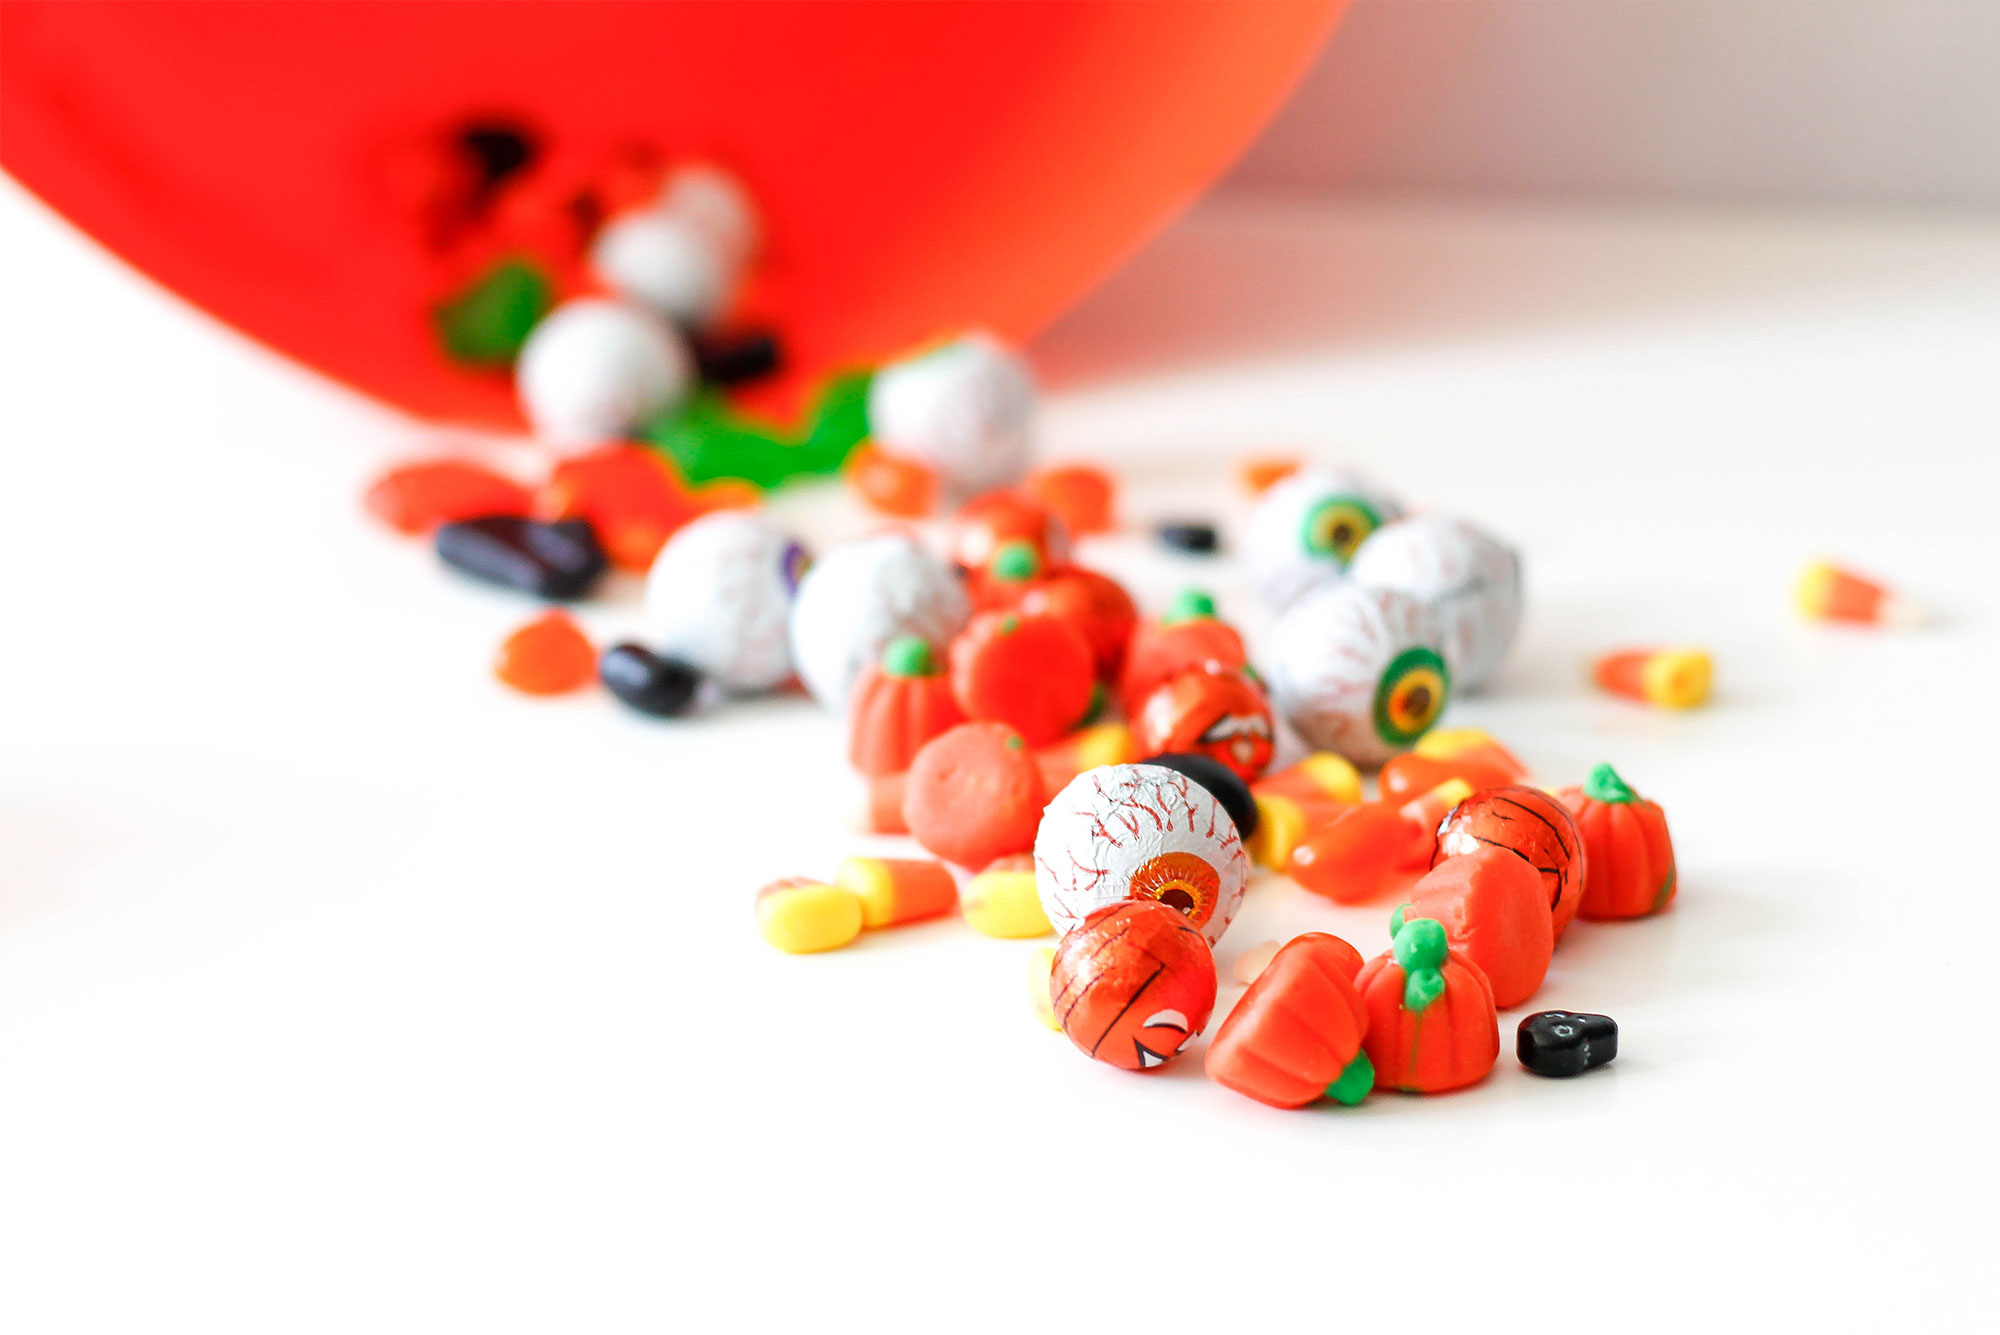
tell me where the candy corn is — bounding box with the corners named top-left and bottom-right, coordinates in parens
top-left (1795, 561), bottom-right (1919, 627)
top-left (1035, 722), bottom-right (1133, 794)
top-left (1253, 751), bottom-right (1365, 809)
top-left (757, 878), bottom-right (864, 954)
top-left (1395, 779), bottom-right (1474, 869)
top-left (836, 856), bottom-right (958, 929)
top-left (1236, 454), bottom-right (1302, 496)
top-left (1248, 791), bottom-right (1349, 871)
top-left (1592, 647), bottom-right (1713, 710)
top-left (961, 855), bottom-right (1053, 939)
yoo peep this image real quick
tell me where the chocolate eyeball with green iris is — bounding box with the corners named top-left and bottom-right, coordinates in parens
top-left (788, 531), bottom-right (971, 709)
top-left (1243, 466), bottom-right (1405, 611)
top-left (866, 332), bottom-right (1036, 500)
top-left (1348, 515), bottom-right (1522, 694)
top-left (642, 511), bottom-right (808, 693)
top-left (1265, 584), bottom-right (1451, 767)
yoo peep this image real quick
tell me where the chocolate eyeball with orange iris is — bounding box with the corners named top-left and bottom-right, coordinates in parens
top-left (1049, 900), bottom-right (1217, 1071)
top-left (1266, 584), bottom-right (1451, 767)
top-left (1132, 666), bottom-right (1275, 784)
top-left (1034, 763), bottom-right (1250, 945)
top-left (642, 511), bottom-right (808, 693)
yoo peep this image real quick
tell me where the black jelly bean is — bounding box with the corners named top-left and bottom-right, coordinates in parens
top-left (1517, 1011), bottom-right (1618, 1077)
top-left (1158, 522), bottom-right (1219, 554)
top-left (692, 330), bottom-right (783, 385)
top-left (600, 643), bottom-right (703, 717)
top-left (1139, 752), bottom-right (1259, 840)
top-left (435, 516), bottom-right (606, 600)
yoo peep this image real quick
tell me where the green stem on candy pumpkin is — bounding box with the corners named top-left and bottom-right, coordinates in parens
top-left (1163, 589), bottom-right (1216, 625)
top-left (1391, 915), bottom-right (1449, 1014)
top-left (1324, 1050), bottom-right (1375, 1106)
top-left (1583, 763), bottom-right (1639, 804)
top-left (882, 635), bottom-right (936, 679)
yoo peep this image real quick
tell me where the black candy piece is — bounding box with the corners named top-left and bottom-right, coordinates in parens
top-left (1139, 752), bottom-right (1259, 840)
top-left (1517, 1011), bottom-right (1618, 1078)
top-left (692, 329), bottom-right (783, 385)
top-left (600, 643), bottom-right (703, 717)
top-left (456, 121), bottom-right (538, 191)
top-left (1158, 522), bottom-right (1219, 554)
top-left (435, 516), bottom-right (606, 600)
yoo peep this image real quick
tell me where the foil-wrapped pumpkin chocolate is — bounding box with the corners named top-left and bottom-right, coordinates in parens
top-left (1049, 900), bottom-right (1217, 1071)
top-left (1265, 584), bottom-right (1451, 767)
top-left (642, 511), bottom-right (807, 693)
top-left (1034, 763), bottom-right (1250, 945)
top-left (1131, 666), bottom-right (1275, 784)
top-left (1242, 466), bottom-right (1405, 610)
top-left (788, 531), bottom-right (970, 709)
top-left (1348, 515), bottom-right (1522, 694)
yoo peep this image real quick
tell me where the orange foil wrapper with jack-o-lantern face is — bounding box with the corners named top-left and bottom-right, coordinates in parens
top-left (1133, 667), bottom-right (1275, 784)
top-left (1049, 900), bottom-right (1217, 1071)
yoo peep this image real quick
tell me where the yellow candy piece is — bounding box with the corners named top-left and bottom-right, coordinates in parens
top-left (961, 862), bottom-right (1053, 938)
top-left (756, 879), bottom-right (864, 954)
top-left (1296, 752), bottom-right (1362, 806)
top-left (1027, 946), bottom-right (1059, 1030)
top-left (1248, 792), bottom-right (1313, 871)
top-left (1414, 728), bottom-right (1498, 761)
top-left (1071, 722), bottom-right (1133, 770)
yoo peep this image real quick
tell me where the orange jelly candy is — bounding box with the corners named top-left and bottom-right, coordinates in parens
top-left (1026, 462), bottom-right (1117, 536)
top-left (365, 459), bottom-right (532, 535)
top-left (847, 442), bottom-right (940, 518)
top-left (495, 611), bottom-right (596, 695)
top-left (536, 444), bottom-right (702, 572)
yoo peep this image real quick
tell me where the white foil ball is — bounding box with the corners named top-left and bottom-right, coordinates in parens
top-left (1035, 763), bottom-right (1250, 945)
top-left (788, 532), bottom-right (970, 709)
top-left (1265, 584), bottom-right (1451, 767)
top-left (867, 333), bottom-right (1036, 498)
top-left (642, 512), bottom-right (808, 693)
top-left (516, 298), bottom-right (693, 448)
top-left (1348, 515), bottom-right (1522, 694)
top-left (1242, 466), bottom-right (1406, 611)
top-left (590, 209), bottom-right (739, 330)
top-left (658, 163), bottom-right (761, 267)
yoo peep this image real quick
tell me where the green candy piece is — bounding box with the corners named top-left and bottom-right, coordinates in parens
top-left (1389, 903), bottom-right (1409, 936)
top-left (990, 539), bottom-right (1041, 583)
top-left (432, 258), bottom-right (550, 366)
top-left (882, 635), bottom-right (936, 678)
top-left (1323, 1050), bottom-right (1375, 1106)
top-left (1392, 915), bottom-right (1447, 972)
top-left (1403, 967), bottom-right (1447, 1013)
top-left (1583, 762), bottom-right (1640, 804)
top-left (1164, 589), bottom-right (1217, 624)
top-left (790, 369), bottom-right (875, 474)
top-left (644, 390), bottom-right (797, 488)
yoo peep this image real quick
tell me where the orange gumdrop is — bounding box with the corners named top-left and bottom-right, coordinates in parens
top-left (365, 460), bottom-right (532, 535)
top-left (847, 442), bottom-right (939, 518)
top-left (1026, 463), bottom-right (1117, 536)
top-left (495, 611), bottom-right (596, 695)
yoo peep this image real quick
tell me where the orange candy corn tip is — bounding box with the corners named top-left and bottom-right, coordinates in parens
top-left (1593, 647), bottom-right (1713, 710)
top-left (1795, 561), bottom-right (1921, 627)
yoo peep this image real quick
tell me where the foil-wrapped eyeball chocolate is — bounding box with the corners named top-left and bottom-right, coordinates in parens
top-left (867, 333), bottom-right (1036, 499)
top-left (1242, 466), bottom-right (1406, 610)
top-left (1035, 763), bottom-right (1250, 945)
top-left (642, 511), bottom-right (808, 693)
top-left (590, 209), bottom-right (740, 330)
top-left (657, 162), bottom-right (761, 268)
top-left (788, 532), bottom-right (971, 709)
top-left (1348, 515), bottom-right (1522, 694)
top-left (515, 297), bottom-right (693, 448)
top-left (1265, 584), bottom-right (1451, 767)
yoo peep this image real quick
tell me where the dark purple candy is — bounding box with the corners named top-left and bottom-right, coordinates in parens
top-left (436, 516), bottom-right (606, 600)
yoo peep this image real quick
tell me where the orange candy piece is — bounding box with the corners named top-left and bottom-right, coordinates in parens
top-left (836, 856), bottom-right (958, 929)
top-left (949, 610), bottom-right (1096, 747)
top-left (494, 611), bottom-right (596, 695)
top-left (1402, 846), bottom-right (1553, 1009)
top-left (1235, 454), bottom-right (1301, 495)
top-left (1355, 920), bottom-right (1499, 1094)
top-left (1116, 592), bottom-right (1247, 716)
top-left (365, 459), bottom-right (532, 535)
top-left (1026, 462), bottom-right (1116, 536)
top-left (847, 442), bottom-right (939, 518)
top-left (1794, 560), bottom-right (1917, 626)
top-left (902, 722), bottom-right (1048, 868)
top-left (1380, 750), bottom-right (1525, 804)
top-left (536, 444), bottom-right (702, 572)
top-left (1286, 802), bottom-right (1421, 904)
top-left (1017, 566), bottom-right (1139, 681)
top-left (1592, 647), bottom-right (1713, 710)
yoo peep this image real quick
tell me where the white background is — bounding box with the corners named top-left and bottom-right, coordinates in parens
top-left (1230, 0), bottom-right (2000, 207)
top-left (3, 171), bottom-right (1998, 1329)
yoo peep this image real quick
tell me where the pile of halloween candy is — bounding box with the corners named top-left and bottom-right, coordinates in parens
top-left (365, 137), bottom-right (1914, 1105)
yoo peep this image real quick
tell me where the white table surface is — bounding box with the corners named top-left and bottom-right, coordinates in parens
top-left (2, 178), bottom-right (1996, 1331)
